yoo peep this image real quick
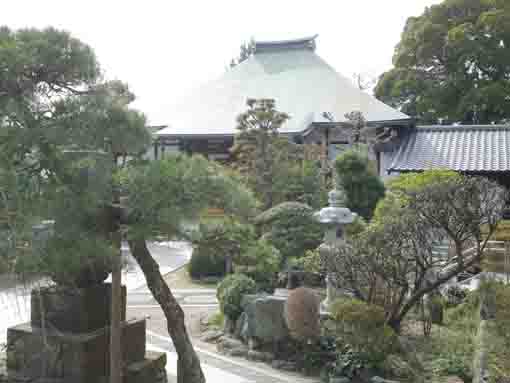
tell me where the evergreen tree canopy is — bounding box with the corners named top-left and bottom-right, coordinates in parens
top-left (375, 0), bottom-right (510, 124)
top-left (334, 150), bottom-right (385, 221)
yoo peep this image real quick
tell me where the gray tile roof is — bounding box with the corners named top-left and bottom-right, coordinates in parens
top-left (156, 36), bottom-right (409, 138)
top-left (389, 125), bottom-right (510, 173)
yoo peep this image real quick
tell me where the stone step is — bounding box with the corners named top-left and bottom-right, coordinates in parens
top-left (124, 351), bottom-right (167, 383)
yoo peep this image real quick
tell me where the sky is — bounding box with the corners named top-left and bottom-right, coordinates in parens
top-left (3, 0), bottom-right (442, 125)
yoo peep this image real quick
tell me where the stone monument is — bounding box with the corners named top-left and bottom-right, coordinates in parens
top-left (4, 150), bottom-right (167, 383)
top-left (6, 283), bottom-right (167, 383)
top-left (314, 187), bottom-right (356, 313)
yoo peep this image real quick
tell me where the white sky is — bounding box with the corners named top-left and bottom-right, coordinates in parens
top-left (3, 0), bottom-right (442, 125)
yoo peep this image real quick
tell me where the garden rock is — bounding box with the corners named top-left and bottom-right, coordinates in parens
top-left (246, 350), bottom-right (274, 363)
top-left (271, 360), bottom-right (297, 372)
top-left (330, 378), bottom-right (351, 383)
top-left (217, 337), bottom-right (244, 353)
top-left (240, 294), bottom-right (268, 311)
top-left (201, 330), bottom-right (224, 343)
top-left (229, 346), bottom-right (249, 358)
top-left (234, 312), bottom-right (248, 340)
top-left (244, 296), bottom-right (289, 345)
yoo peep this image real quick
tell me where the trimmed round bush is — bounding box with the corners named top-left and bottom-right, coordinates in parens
top-left (284, 287), bottom-right (320, 342)
top-left (255, 202), bottom-right (323, 261)
top-left (233, 239), bottom-right (281, 289)
top-left (217, 274), bottom-right (257, 320)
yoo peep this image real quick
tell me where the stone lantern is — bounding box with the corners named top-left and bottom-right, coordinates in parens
top-left (314, 187), bottom-right (356, 313)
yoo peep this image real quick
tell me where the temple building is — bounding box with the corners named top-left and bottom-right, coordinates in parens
top-left (153, 35), bottom-right (411, 162)
top-left (152, 34), bottom-right (510, 191)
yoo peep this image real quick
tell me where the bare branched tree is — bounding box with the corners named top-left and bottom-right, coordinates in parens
top-left (324, 173), bottom-right (506, 332)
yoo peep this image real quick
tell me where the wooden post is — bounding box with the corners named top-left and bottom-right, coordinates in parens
top-left (110, 153), bottom-right (122, 383)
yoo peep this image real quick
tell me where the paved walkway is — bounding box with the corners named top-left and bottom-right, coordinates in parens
top-left (145, 328), bottom-right (318, 383)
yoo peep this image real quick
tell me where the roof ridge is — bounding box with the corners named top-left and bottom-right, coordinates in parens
top-left (254, 35), bottom-right (318, 54)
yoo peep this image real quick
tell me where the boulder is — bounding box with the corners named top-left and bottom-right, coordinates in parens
top-left (200, 330), bottom-right (224, 343)
top-left (244, 296), bottom-right (289, 345)
top-left (234, 312), bottom-right (248, 341)
top-left (271, 360), bottom-right (297, 372)
top-left (246, 350), bottom-right (274, 363)
top-left (240, 294), bottom-right (268, 311)
top-left (217, 337), bottom-right (244, 353)
top-left (229, 346), bottom-right (248, 358)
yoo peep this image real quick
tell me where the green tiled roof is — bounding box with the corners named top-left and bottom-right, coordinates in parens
top-left (157, 36), bottom-right (409, 138)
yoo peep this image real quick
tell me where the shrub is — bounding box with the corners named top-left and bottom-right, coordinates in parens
top-left (188, 250), bottom-right (226, 279)
top-left (335, 150), bottom-right (385, 221)
top-left (284, 287), bottom-right (321, 343)
top-left (233, 239), bottom-right (281, 289)
top-left (288, 249), bottom-right (322, 274)
top-left (255, 202), bottom-right (323, 261)
top-left (189, 219), bottom-right (256, 279)
top-left (329, 298), bottom-right (397, 364)
top-left (216, 274), bottom-right (257, 320)
top-left (324, 345), bottom-right (371, 381)
top-left (273, 159), bottom-right (325, 209)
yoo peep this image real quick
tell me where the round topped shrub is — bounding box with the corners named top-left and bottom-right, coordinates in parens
top-left (233, 239), bottom-right (281, 291)
top-left (217, 274), bottom-right (257, 320)
top-left (254, 202), bottom-right (323, 261)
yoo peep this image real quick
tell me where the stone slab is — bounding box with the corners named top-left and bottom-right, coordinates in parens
top-left (31, 284), bottom-right (127, 333)
top-left (125, 351), bottom-right (167, 383)
top-left (244, 296), bottom-right (289, 343)
top-left (6, 319), bottom-right (145, 383)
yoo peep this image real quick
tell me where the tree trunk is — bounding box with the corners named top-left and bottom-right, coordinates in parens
top-left (128, 237), bottom-right (206, 383)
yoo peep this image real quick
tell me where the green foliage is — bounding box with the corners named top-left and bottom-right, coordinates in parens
top-left (272, 159), bottom-right (325, 209)
top-left (255, 202), bottom-right (323, 261)
top-left (189, 219), bottom-right (256, 279)
top-left (301, 336), bottom-right (337, 376)
top-left (323, 346), bottom-right (372, 381)
top-left (329, 298), bottom-right (397, 364)
top-left (207, 311), bottom-right (225, 330)
top-left (0, 27), bottom-right (151, 283)
top-left (288, 249), bottom-right (323, 274)
top-left (217, 274), bottom-right (257, 320)
top-left (389, 169), bottom-right (461, 193)
top-left (231, 99), bottom-right (290, 209)
top-left (188, 251), bottom-right (226, 280)
top-left (487, 282), bottom-right (510, 380)
top-left (334, 150), bottom-right (385, 221)
top-left (233, 239), bottom-right (281, 289)
top-left (119, 155), bottom-right (258, 239)
top-left (375, 0), bottom-right (510, 124)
